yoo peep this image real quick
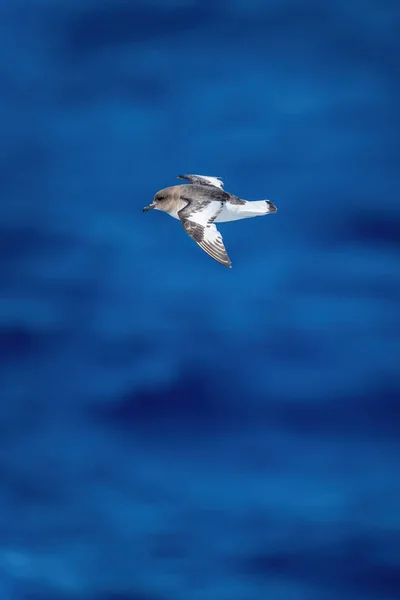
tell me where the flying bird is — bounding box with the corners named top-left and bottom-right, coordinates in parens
top-left (143, 174), bottom-right (277, 268)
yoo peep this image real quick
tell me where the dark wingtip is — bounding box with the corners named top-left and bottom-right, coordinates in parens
top-left (267, 201), bottom-right (277, 213)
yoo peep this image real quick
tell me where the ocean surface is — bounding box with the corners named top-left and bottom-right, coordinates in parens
top-left (1, 1), bottom-right (399, 598)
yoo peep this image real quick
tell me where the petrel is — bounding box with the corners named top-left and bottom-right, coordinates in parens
top-left (143, 174), bottom-right (277, 268)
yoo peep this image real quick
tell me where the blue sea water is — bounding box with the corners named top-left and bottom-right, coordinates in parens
top-left (1, 1), bottom-right (399, 598)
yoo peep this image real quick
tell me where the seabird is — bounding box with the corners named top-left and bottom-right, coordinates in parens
top-left (143, 174), bottom-right (277, 268)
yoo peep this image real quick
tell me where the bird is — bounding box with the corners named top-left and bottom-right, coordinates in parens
top-left (142, 174), bottom-right (277, 268)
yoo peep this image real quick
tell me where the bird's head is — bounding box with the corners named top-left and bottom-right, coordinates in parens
top-left (143, 190), bottom-right (169, 213)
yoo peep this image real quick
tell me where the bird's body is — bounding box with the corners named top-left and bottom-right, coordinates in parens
top-left (143, 174), bottom-right (277, 268)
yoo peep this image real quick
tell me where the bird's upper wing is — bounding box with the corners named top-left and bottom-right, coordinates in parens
top-left (177, 174), bottom-right (224, 189)
top-left (178, 199), bottom-right (231, 268)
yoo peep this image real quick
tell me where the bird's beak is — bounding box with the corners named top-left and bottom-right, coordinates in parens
top-left (143, 202), bottom-right (155, 212)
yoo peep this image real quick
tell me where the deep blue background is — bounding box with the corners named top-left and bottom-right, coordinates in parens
top-left (1, 1), bottom-right (399, 599)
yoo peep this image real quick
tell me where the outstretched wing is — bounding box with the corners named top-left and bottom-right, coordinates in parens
top-left (178, 199), bottom-right (232, 268)
top-left (177, 174), bottom-right (224, 190)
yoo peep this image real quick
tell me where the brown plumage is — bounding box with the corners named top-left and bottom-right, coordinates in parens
top-left (143, 174), bottom-right (277, 268)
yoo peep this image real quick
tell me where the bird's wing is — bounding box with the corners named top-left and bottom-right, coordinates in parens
top-left (177, 174), bottom-right (224, 189)
top-left (178, 199), bottom-right (231, 268)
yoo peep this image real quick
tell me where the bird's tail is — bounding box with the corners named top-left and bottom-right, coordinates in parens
top-left (246, 200), bottom-right (277, 214)
top-left (215, 198), bottom-right (277, 223)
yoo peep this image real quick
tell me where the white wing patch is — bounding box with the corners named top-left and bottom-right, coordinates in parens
top-left (179, 200), bottom-right (232, 268)
top-left (187, 199), bottom-right (224, 225)
top-left (177, 174), bottom-right (224, 189)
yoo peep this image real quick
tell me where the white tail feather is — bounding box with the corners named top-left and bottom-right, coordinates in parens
top-left (215, 200), bottom-right (277, 223)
